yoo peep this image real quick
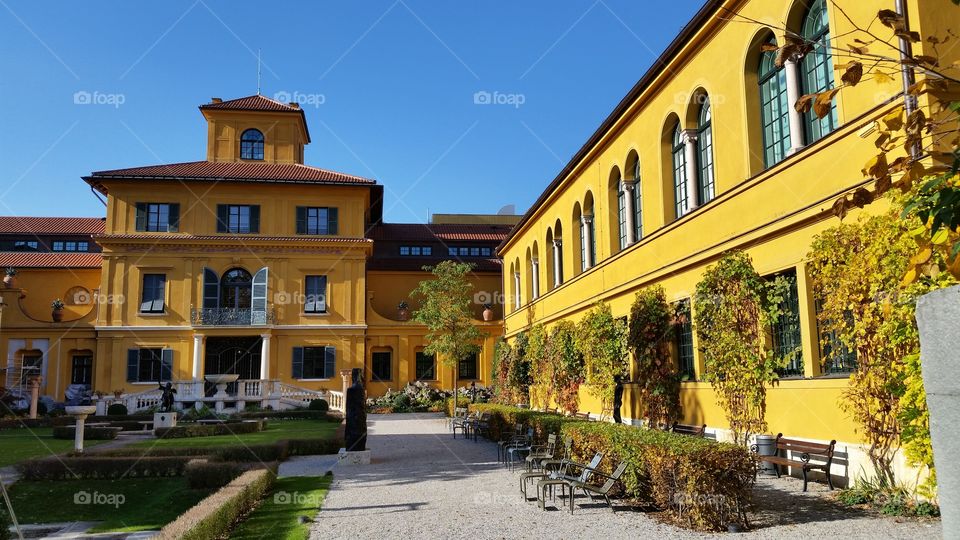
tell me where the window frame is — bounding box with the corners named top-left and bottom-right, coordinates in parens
top-left (127, 348), bottom-right (172, 383)
top-left (217, 204), bottom-right (260, 234)
top-left (415, 351), bottom-right (436, 381)
top-left (758, 36), bottom-right (792, 168)
top-left (457, 352), bottom-right (479, 380)
top-left (304, 275), bottom-right (328, 314)
top-left (140, 273), bottom-right (166, 313)
top-left (71, 354), bottom-right (93, 385)
top-left (769, 270), bottom-right (805, 377)
top-left (800, 0), bottom-right (838, 143)
top-left (371, 351), bottom-right (392, 382)
top-left (696, 99), bottom-right (716, 205)
top-left (240, 129), bottom-right (265, 160)
top-left (671, 123), bottom-right (689, 219)
top-left (673, 299), bottom-right (695, 381)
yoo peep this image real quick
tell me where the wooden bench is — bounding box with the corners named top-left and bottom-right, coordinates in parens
top-left (670, 422), bottom-right (707, 437)
top-left (753, 433), bottom-right (836, 491)
top-left (571, 412), bottom-right (591, 421)
top-left (136, 420), bottom-right (154, 431)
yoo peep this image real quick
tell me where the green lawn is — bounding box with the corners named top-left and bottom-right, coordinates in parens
top-left (7, 477), bottom-right (212, 533)
top-left (130, 419), bottom-right (339, 449)
top-left (0, 427), bottom-right (106, 468)
top-left (230, 475), bottom-right (332, 540)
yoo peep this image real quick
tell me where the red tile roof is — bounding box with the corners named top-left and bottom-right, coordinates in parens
top-left (0, 252), bottom-right (102, 269)
top-left (199, 95), bottom-right (301, 112)
top-left (367, 223), bottom-right (511, 242)
top-left (367, 256), bottom-right (502, 273)
top-left (85, 161), bottom-right (375, 192)
top-left (0, 216), bottom-right (105, 235)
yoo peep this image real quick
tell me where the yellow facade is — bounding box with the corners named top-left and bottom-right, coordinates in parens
top-left (499, 0), bottom-right (958, 484)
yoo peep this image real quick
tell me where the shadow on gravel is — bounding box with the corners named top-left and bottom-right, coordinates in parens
top-left (747, 477), bottom-right (871, 530)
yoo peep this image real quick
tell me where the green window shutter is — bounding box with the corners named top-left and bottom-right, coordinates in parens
top-left (324, 347), bottom-right (336, 379)
top-left (202, 268), bottom-right (219, 309)
top-left (167, 203), bottom-right (180, 232)
top-left (127, 349), bottom-right (139, 382)
top-left (160, 349), bottom-right (173, 381)
top-left (216, 205), bottom-right (228, 233)
top-left (327, 208), bottom-right (338, 235)
top-left (295, 207), bottom-right (306, 234)
top-left (249, 206), bottom-right (261, 233)
top-left (292, 347), bottom-right (304, 379)
top-left (135, 203), bottom-right (147, 232)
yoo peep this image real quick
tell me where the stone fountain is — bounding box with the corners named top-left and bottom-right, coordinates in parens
top-left (205, 374), bottom-right (239, 412)
top-left (64, 405), bottom-right (97, 453)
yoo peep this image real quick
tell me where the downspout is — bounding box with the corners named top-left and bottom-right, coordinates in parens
top-left (895, 0), bottom-right (920, 159)
top-left (89, 185), bottom-right (107, 206)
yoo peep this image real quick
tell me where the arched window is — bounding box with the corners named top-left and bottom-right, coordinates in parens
top-left (612, 169), bottom-right (627, 251)
top-left (801, 0), bottom-right (837, 143)
top-left (671, 123), bottom-right (689, 219)
top-left (240, 129), bottom-right (264, 160)
top-left (696, 98), bottom-right (715, 204)
top-left (759, 35), bottom-right (791, 167)
top-left (631, 158), bottom-right (643, 240)
top-left (221, 268), bottom-right (253, 309)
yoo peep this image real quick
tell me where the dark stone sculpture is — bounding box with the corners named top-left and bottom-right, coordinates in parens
top-left (612, 375), bottom-right (624, 424)
top-left (345, 368), bottom-right (367, 451)
top-left (159, 382), bottom-right (177, 413)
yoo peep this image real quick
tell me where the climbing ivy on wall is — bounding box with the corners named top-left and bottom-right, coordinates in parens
top-left (627, 285), bottom-right (680, 429)
top-left (575, 301), bottom-right (628, 410)
top-left (550, 321), bottom-right (584, 414)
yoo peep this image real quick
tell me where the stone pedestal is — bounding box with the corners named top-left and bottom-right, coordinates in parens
top-left (65, 405), bottom-right (97, 454)
top-left (916, 285), bottom-right (960, 540)
top-left (154, 412), bottom-right (177, 429)
top-left (28, 376), bottom-right (41, 419)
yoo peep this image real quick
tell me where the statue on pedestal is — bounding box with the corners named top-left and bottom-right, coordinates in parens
top-left (345, 368), bottom-right (367, 451)
top-left (159, 382), bottom-right (177, 413)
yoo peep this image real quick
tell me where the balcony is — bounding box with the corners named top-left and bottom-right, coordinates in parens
top-left (190, 307), bottom-right (276, 326)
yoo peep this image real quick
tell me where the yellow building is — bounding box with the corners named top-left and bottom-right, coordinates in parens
top-left (497, 0), bottom-right (958, 485)
top-left (1, 94), bottom-right (510, 413)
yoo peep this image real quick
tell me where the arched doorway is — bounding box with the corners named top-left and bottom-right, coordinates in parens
top-left (204, 336), bottom-right (262, 396)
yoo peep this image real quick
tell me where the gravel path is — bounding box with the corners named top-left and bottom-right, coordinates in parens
top-left (311, 414), bottom-right (941, 540)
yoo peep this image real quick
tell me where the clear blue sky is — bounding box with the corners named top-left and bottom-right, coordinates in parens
top-left (0, 0), bottom-right (703, 223)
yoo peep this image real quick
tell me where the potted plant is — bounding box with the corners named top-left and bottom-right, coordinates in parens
top-left (112, 389), bottom-right (125, 399)
top-left (51, 298), bottom-right (65, 322)
top-left (397, 301), bottom-right (410, 321)
top-left (4, 267), bottom-right (17, 288)
top-left (482, 303), bottom-right (494, 321)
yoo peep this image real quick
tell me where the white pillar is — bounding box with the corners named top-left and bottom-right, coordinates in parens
top-left (260, 334), bottom-right (271, 380)
top-left (581, 215), bottom-right (594, 269)
top-left (552, 240), bottom-right (563, 287)
top-left (513, 271), bottom-right (521, 309)
top-left (191, 334), bottom-right (204, 380)
top-left (622, 180), bottom-right (637, 246)
top-left (784, 57), bottom-right (806, 154)
top-left (681, 129), bottom-right (700, 211)
top-left (531, 258), bottom-right (540, 300)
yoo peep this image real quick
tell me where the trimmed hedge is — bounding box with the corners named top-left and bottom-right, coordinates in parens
top-left (0, 503), bottom-right (10, 540)
top-left (95, 437), bottom-right (344, 464)
top-left (155, 420), bottom-right (267, 439)
top-left (107, 403), bottom-right (128, 416)
top-left (308, 399), bottom-right (329, 412)
top-left (468, 404), bottom-right (582, 441)
top-left (0, 414), bottom-right (155, 431)
top-left (155, 468), bottom-right (275, 540)
top-left (184, 460), bottom-right (278, 490)
top-left (471, 405), bottom-right (756, 531)
top-left (287, 437), bottom-right (343, 457)
top-left (51, 425), bottom-right (120, 440)
top-left (17, 456), bottom-right (190, 480)
top-left (237, 410), bottom-right (335, 421)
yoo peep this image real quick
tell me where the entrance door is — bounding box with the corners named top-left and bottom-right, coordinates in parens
top-left (203, 336), bottom-right (262, 396)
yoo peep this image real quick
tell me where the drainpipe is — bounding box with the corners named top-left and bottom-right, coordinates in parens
top-left (895, 0), bottom-right (920, 159)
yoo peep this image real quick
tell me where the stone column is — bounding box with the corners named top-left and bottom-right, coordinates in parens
top-left (552, 240), bottom-right (563, 287)
top-left (916, 285), bottom-right (960, 540)
top-left (513, 271), bottom-right (521, 309)
top-left (531, 258), bottom-right (540, 300)
top-left (581, 215), bottom-right (594, 270)
top-left (681, 129), bottom-right (700, 211)
top-left (784, 56), bottom-right (806, 155)
top-left (259, 334), bottom-right (271, 381)
top-left (191, 334), bottom-right (204, 380)
top-left (622, 180), bottom-right (637, 246)
top-left (28, 376), bottom-right (41, 419)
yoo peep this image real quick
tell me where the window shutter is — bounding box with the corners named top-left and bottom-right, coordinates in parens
top-left (324, 347), bottom-right (336, 379)
top-left (304, 276), bottom-right (316, 313)
top-left (317, 276), bottom-right (327, 312)
top-left (152, 275), bottom-right (166, 312)
top-left (295, 207), bottom-right (306, 234)
top-left (216, 205), bottom-right (228, 233)
top-left (135, 203), bottom-right (147, 231)
top-left (127, 349), bottom-right (139, 382)
top-left (327, 208), bottom-right (338, 235)
top-left (292, 347), bottom-right (304, 379)
top-left (251, 267), bottom-right (268, 323)
top-left (249, 206), bottom-right (260, 233)
top-left (202, 268), bottom-right (219, 309)
top-left (168, 203), bottom-right (180, 232)
top-left (160, 349), bottom-right (173, 381)
top-left (140, 275), bottom-right (153, 312)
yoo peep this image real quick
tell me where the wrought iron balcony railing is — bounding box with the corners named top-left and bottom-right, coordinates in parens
top-left (190, 307), bottom-right (275, 326)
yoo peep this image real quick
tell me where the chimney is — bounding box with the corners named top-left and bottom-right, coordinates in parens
top-left (210, 97), bottom-right (222, 103)
top-left (289, 102), bottom-right (300, 109)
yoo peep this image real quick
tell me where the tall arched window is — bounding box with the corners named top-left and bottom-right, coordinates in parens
top-left (221, 268), bottom-right (253, 309)
top-left (759, 35), bottom-right (791, 167)
top-left (632, 158), bottom-right (642, 240)
top-left (671, 123), bottom-right (689, 219)
top-left (613, 170), bottom-right (627, 251)
top-left (240, 129), bottom-right (265, 160)
top-left (696, 98), bottom-right (715, 204)
top-left (801, 0), bottom-right (837, 143)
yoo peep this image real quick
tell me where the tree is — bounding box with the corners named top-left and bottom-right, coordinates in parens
top-left (575, 302), bottom-right (628, 413)
top-left (411, 260), bottom-right (484, 410)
